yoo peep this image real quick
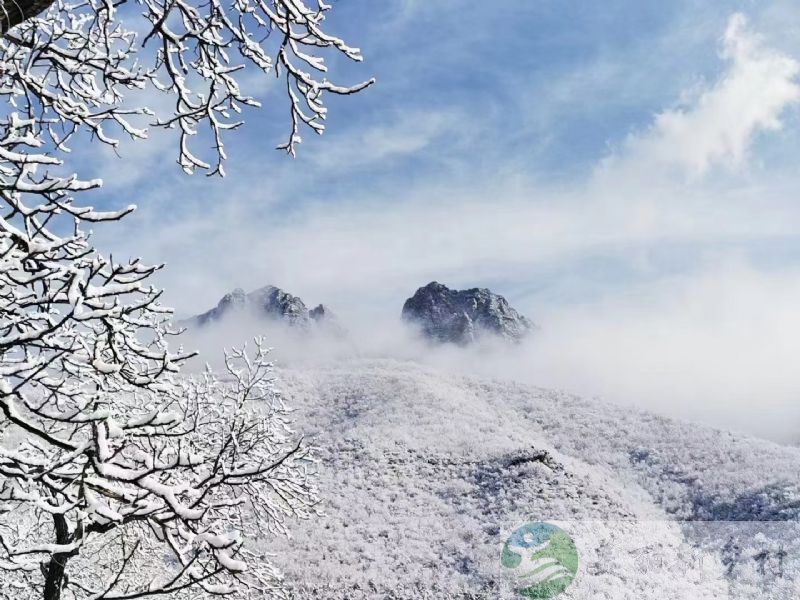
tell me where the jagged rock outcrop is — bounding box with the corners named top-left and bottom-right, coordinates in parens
top-left (309, 304), bottom-right (332, 322)
top-left (309, 304), bottom-right (346, 336)
top-left (401, 281), bottom-right (534, 345)
top-left (188, 286), bottom-right (341, 333)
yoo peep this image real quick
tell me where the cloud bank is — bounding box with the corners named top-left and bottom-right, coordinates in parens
top-left (95, 11), bottom-right (800, 443)
top-left (600, 13), bottom-right (800, 178)
top-left (181, 258), bottom-right (800, 444)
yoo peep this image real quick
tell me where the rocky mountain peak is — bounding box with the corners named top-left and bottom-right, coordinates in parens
top-left (309, 304), bottom-right (346, 336)
top-left (401, 281), bottom-right (534, 345)
top-left (188, 285), bottom-right (340, 332)
top-left (247, 285), bottom-right (309, 326)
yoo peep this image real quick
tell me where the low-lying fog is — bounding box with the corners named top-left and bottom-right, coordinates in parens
top-left (179, 261), bottom-right (800, 445)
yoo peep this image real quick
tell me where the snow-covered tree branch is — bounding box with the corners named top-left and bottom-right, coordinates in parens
top-left (1, 0), bottom-right (373, 183)
top-left (0, 339), bottom-right (318, 600)
top-left (0, 1), bottom-right (369, 599)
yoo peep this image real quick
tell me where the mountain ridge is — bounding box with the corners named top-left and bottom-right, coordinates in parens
top-left (262, 358), bottom-right (800, 599)
top-left (185, 282), bottom-right (535, 347)
top-left (185, 285), bottom-right (340, 332)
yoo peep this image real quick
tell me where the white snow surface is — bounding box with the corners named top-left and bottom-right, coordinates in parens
top-left (262, 358), bottom-right (800, 599)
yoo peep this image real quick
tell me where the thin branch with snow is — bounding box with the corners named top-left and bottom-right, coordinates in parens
top-left (0, 339), bottom-right (318, 600)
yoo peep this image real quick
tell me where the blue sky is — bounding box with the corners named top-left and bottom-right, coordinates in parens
top-left (81, 0), bottom-right (800, 438)
top-left (88, 0), bottom-right (800, 311)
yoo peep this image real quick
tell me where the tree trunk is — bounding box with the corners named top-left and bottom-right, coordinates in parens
top-left (1, 0), bottom-right (56, 34)
top-left (42, 513), bottom-right (71, 600)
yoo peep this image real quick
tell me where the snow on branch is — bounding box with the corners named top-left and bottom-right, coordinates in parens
top-left (0, 338), bottom-right (318, 599)
top-left (1, 0), bottom-right (373, 187)
top-left (0, 1), bottom-right (364, 597)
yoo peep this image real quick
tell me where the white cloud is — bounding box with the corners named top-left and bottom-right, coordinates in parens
top-left (109, 167), bottom-right (799, 326)
top-left (521, 260), bottom-right (800, 442)
top-left (305, 109), bottom-right (462, 171)
top-left (101, 16), bottom-right (800, 328)
top-left (93, 12), bottom-right (800, 442)
top-left (601, 13), bottom-right (800, 178)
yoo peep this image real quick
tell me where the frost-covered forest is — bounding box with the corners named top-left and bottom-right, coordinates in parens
top-left (263, 359), bottom-right (800, 599)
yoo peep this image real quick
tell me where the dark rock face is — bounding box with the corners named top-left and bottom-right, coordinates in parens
top-left (309, 304), bottom-right (332, 322)
top-left (402, 282), bottom-right (534, 345)
top-left (309, 304), bottom-right (346, 337)
top-left (248, 286), bottom-right (310, 327)
top-left (189, 286), bottom-right (338, 332)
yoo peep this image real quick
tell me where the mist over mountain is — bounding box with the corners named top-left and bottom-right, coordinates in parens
top-left (177, 277), bottom-right (800, 444)
top-left (174, 277), bottom-right (800, 597)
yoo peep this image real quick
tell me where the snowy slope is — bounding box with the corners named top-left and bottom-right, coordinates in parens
top-left (263, 359), bottom-right (800, 599)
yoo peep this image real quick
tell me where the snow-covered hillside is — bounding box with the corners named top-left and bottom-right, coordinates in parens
top-left (263, 359), bottom-right (800, 599)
